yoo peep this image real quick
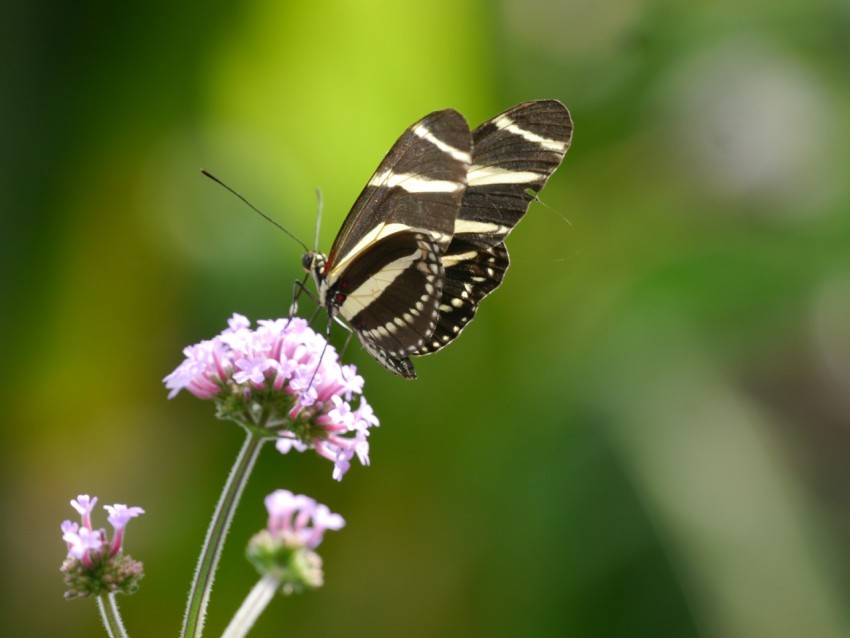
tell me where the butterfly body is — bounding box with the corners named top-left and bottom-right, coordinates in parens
top-left (304, 101), bottom-right (573, 378)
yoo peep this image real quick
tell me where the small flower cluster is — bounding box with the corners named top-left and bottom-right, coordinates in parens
top-left (247, 490), bottom-right (345, 594)
top-left (265, 489), bottom-right (345, 549)
top-left (60, 495), bottom-right (145, 599)
top-left (164, 314), bottom-right (379, 480)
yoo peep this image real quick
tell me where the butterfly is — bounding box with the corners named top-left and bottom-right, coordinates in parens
top-left (302, 100), bottom-right (573, 378)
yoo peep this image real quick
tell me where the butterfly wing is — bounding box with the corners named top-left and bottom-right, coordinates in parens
top-left (322, 109), bottom-right (472, 377)
top-left (415, 100), bottom-right (573, 354)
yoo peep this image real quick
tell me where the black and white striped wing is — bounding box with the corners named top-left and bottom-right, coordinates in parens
top-left (415, 100), bottom-right (573, 354)
top-left (320, 109), bottom-right (472, 377)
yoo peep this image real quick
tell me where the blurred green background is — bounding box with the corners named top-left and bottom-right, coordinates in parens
top-left (3, 0), bottom-right (850, 636)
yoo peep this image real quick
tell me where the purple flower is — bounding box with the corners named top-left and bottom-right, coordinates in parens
top-left (62, 495), bottom-right (145, 564)
top-left (60, 494), bottom-right (145, 598)
top-left (104, 504), bottom-right (145, 531)
top-left (264, 489), bottom-right (345, 549)
top-left (247, 489), bottom-right (345, 592)
top-left (63, 525), bottom-right (104, 561)
top-left (70, 495), bottom-right (97, 529)
top-left (164, 314), bottom-right (379, 480)
top-left (104, 504), bottom-right (145, 556)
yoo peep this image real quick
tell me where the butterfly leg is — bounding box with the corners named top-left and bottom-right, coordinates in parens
top-left (336, 322), bottom-right (355, 360)
top-left (305, 312), bottom-right (336, 391)
top-left (289, 273), bottom-right (314, 318)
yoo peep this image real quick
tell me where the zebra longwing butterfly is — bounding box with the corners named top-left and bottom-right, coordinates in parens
top-left (302, 100), bottom-right (573, 378)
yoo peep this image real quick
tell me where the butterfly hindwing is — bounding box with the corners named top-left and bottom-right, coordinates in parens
top-left (342, 231), bottom-right (445, 378)
top-left (417, 240), bottom-right (510, 353)
top-left (414, 100), bottom-right (573, 355)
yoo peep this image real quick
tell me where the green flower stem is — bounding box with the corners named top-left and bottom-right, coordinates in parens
top-left (220, 573), bottom-right (280, 638)
top-left (181, 427), bottom-right (269, 638)
top-left (97, 593), bottom-right (128, 638)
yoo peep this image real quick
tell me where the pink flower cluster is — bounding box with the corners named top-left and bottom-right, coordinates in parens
top-left (264, 489), bottom-right (345, 549)
top-left (61, 495), bottom-right (144, 566)
top-left (164, 314), bottom-right (379, 480)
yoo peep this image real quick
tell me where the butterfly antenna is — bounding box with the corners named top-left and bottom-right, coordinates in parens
top-left (313, 188), bottom-right (323, 251)
top-left (526, 188), bottom-right (572, 226)
top-left (201, 169), bottom-right (310, 252)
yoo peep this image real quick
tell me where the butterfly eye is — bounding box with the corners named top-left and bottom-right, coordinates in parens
top-left (301, 253), bottom-right (313, 271)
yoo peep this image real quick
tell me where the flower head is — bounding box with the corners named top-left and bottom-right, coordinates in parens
top-left (264, 489), bottom-right (345, 549)
top-left (164, 314), bottom-right (379, 480)
top-left (60, 494), bottom-right (145, 599)
top-left (247, 489), bottom-right (345, 594)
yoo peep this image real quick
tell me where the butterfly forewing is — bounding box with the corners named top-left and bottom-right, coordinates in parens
top-left (325, 109), bottom-right (471, 274)
top-left (315, 109), bottom-right (472, 378)
top-left (414, 100), bottom-right (573, 355)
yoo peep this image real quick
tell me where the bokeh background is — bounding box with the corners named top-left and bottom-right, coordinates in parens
top-left (3, 0), bottom-right (850, 636)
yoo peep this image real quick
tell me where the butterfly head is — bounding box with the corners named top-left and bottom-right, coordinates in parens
top-left (302, 251), bottom-right (336, 310)
top-left (301, 251), bottom-right (324, 273)
top-left (302, 250), bottom-right (328, 281)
